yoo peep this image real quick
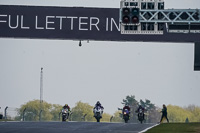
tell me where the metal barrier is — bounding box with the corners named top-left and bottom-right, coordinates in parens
top-left (5, 107), bottom-right (19, 120)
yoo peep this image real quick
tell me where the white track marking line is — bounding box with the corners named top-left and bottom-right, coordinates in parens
top-left (138, 123), bottom-right (160, 133)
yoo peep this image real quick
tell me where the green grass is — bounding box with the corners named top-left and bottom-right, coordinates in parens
top-left (0, 119), bottom-right (14, 122)
top-left (146, 123), bottom-right (200, 133)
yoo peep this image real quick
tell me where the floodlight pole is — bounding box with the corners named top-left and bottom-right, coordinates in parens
top-left (39, 67), bottom-right (43, 121)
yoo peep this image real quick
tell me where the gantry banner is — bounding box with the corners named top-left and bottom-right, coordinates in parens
top-left (0, 5), bottom-right (200, 42)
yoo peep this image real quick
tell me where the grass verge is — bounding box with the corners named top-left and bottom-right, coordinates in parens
top-left (0, 119), bottom-right (14, 122)
top-left (146, 123), bottom-right (200, 133)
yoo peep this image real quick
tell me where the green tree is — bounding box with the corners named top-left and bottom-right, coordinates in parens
top-left (120, 95), bottom-right (160, 123)
top-left (112, 110), bottom-right (123, 123)
top-left (191, 106), bottom-right (200, 122)
top-left (185, 105), bottom-right (200, 122)
top-left (139, 99), bottom-right (155, 110)
top-left (50, 104), bottom-right (63, 121)
top-left (139, 99), bottom-right (159, 123)
top-left (71, 101), bottom-right (95, 122)
top-left (167, 105), bottom-right (193, 122)
top-left (122, 95), bottom-right (138, 106)
top-left (17, 100), bottom-right (53, 121)
top-left (122, 95), bottom-right (139, 123)
top-left (101, 113), bottom-right (112, 122)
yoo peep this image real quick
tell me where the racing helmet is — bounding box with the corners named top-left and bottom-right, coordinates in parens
top-left (96, 101), bottom-right (100, 105)
top-left (125, 103), bottom-right (129, 106)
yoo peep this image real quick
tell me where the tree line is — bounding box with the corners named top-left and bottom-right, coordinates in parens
top-left (167, 104), bottom-right (200, 122)
top-left (14, 95), bottom-right (200, 123)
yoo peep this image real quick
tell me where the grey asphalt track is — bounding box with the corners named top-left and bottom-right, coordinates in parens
top-left (0, 121), bottom-right (156, 133)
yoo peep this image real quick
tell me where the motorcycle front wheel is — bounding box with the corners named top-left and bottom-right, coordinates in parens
top-left (62, 116), bottom-right (66, 122)
top-left (96, 118), bottom-right (100, 122)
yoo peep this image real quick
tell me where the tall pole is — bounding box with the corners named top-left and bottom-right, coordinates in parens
top-left (39, 67), bottom-right (43, 121)
top-left (40, 67), bottom-right (43, 104)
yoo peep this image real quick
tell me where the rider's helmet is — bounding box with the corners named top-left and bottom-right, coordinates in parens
top-left (96, 101), bottom-right (100, 106)
top-left (125, 103), bottom-right (129, 106)
top-left (65, 104), bottom-right (68, 106)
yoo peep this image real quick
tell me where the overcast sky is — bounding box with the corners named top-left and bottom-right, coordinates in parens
top-left (0, 0), bottom-right (200, 115)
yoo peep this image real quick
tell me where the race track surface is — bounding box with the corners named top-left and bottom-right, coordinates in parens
top-left (0, 121), bottom-right (156, 133)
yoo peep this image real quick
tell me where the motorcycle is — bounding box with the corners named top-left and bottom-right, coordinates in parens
top-left (123, 109), bottom-right (130, 123)
top-left (138, 108), bottom-right (144, 124)
top-left (93, 106), bottom-right (103, 122)
top-left (62, 108), bottom-right (69, 122)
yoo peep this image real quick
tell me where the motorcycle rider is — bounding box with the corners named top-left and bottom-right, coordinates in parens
top-left (62, 104), bottom-right (71, 116)
top-left (93, 101), bottom-right (104, 117)
top-left (136, 105), bottom-right (145, 120)
top-left (63, 104), bottom-right (70, 111)
top-left (94, 101), bottom-right (104, 110)
top-left (122, 103), bottom-right (131, 119)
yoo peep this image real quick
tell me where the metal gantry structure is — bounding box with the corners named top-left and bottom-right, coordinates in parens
top-left (120, 0), bottom-right (200, 34)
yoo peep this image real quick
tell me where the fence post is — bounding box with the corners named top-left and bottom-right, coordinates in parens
top-left (59, 112), bottom-right (62, 121)
top-left (4, 106), bottom-right (8, 120)
top-left (39, 110), bottom-right (42, 121)
top-left (22, 108), bottom-right (26, 121)
top-left (110, 116), bottom-right (113, 122)
top-left (82, 114), bottom-right (87, 121)
top-left (0, 107), bottom-right (2, 119)
top-left (69, 112), bottom-right (73, 121)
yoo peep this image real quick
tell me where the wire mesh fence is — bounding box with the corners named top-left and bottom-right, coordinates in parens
top-left (5, 107), bottom-right (20, 121)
